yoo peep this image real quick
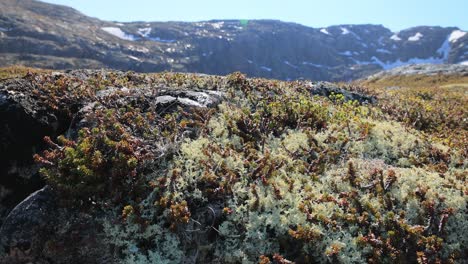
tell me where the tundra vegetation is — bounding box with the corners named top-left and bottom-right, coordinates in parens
top-left (1, 66), bottom-right (467, 263)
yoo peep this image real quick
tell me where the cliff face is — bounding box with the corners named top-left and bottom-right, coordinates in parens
top-left (1, 0), bottom-right (467, 81)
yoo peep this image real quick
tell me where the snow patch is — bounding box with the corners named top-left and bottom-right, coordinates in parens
top-left (371, 56), bottom-right (445, 70)
top-left (149, 37), bottom-right (176, 43)
top-left (101, 27), bottom-right (138, 41)
top-left (34, 26), bottom-right (44, 33)
top-left (352, 36), bottom-right (453, 70)
top-left (449, 30), bottom-right (467, 43)
top-left (390, 34), bottom-right (401, 41)
top-left (376, 49), bottom-right (392, 54)
top-left (459, 61), bottom-right (468, 65)
top-left (137, 27), bottom-right (152, 37)
top-left (340, 27), bottom-right (362, 40)
top-left (341, 27), bottom-right (350, 35)
top-left (284, 61), bottom-right (298, 69)
top-left (338, 51), bottom-right (353, 56)
top-left (136, 27), bottom-right (176, 43)
top-left (302, 62), bottom-right (330, 68)
top-left (128, 55), bottom-right (142, 62)
top-left (0, 27), bottom-right (8, 32)
top-left (408, 32), bottom-right (423, 42)
top-left (128, 45), bottom-right (149, 53)
top-left (260, 66), bottom-right (272, 72)
top-left (320, 28), bottom-right (330, 35)
top-left (211, 22), bottom-right (224, 29)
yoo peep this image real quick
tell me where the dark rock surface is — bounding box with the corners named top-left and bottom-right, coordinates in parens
top-left (0, 79), bottom-right (63, 227)
top-left (0, 186), bottom-right (113, 264)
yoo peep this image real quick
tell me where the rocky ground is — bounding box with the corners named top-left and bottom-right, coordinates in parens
top-left (0, 68), bottom-right (466, 263)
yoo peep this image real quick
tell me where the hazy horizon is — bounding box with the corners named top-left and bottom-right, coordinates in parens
top-left (39, 0), bottom-right (468, 32)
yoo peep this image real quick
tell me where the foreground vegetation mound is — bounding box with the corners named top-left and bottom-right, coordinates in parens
top-left (0, 68), bottom-right (466, 263)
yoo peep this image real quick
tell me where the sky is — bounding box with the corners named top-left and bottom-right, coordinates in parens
top-left (40, 0), bottom-right (467, 32)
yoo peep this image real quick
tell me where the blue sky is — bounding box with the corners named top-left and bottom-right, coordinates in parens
top-left (41, 0), bottom-right (467, 31)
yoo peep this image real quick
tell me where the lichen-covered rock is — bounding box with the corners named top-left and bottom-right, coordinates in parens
top-left (308, 81), bottom-right (377, 104)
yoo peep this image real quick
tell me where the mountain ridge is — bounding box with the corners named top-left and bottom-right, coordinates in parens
top-left (0, 0), bottom-right (467, 81)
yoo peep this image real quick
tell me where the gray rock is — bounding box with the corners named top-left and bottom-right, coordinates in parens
top-left (0, 186), bottom-right (114, 263)
top-left (308, 81), bottom-right (377, 104)
top-left (0, 186), bottom-right (56, 262)
top-left (0, 80), bottom-right (62, 227)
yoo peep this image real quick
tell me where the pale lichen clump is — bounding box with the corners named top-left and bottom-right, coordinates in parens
top-left (150, 81), bottom-right (466, 262)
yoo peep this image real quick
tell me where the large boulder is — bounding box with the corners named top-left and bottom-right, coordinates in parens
top-left (0, 79), bottom-right (64, 226)
top-left (0, 186), bottom-right (113, 264)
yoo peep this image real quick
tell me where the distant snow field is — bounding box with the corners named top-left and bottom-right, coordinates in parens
top-left (128, 55), bottom-right (142, 62)
top-left (211, 22), bottom-right (224, 29)
top-left (339, 51), bottom-right (353, 56)
top-left (138, 27), bottom-right (152, 38)
top-left (408, 32), bottom-right (423, 42)
top-left (101, 27), bottom-right (138, 41)
top-left (376, 49), bottom-right (392, 54)
top-left (449, 30), bottom-right (467, 43)
top-left (284, 61), bottom-right (298, 69)
top-left (390, 34), bottom-right (402, 41)
top-left (341, 27), bottom-right (350, 35)
top-left (320, 28), bottom-right (330, 35)
top-left (302, 62), bottom-right (330, 68)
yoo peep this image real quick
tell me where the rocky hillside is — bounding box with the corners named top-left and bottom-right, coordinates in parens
top-left (1, 0), bottom-right (467, 81)
top-left (0, 66), bottom-right (466, 263)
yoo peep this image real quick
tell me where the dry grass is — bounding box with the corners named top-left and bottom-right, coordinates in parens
top-left (0, 65), bottom-right (52, 80)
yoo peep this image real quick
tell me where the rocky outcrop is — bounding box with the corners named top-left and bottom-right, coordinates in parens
top-left (0, 79), bottom-right (63, 227)
top-left (0, 70), bottom-right (226, 228)
top-left (308, 81), bottom-right (377, 104)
